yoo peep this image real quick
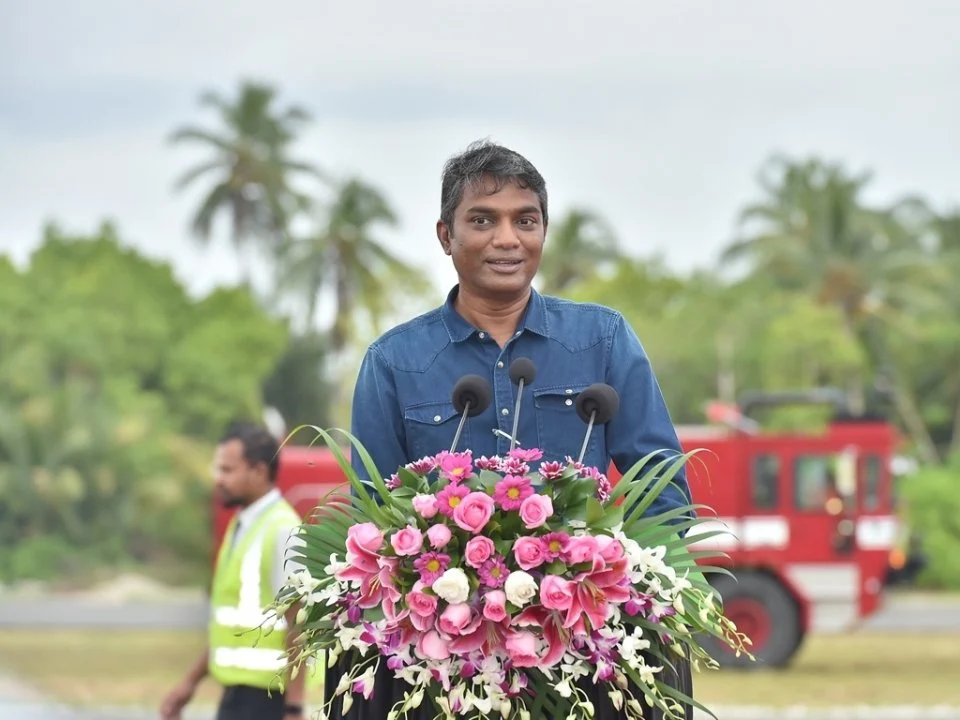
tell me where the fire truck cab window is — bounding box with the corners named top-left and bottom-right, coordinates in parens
top-left (751, 455), bottom-right (780, 509)
top-left (793, 455), bottom-right (843, 512)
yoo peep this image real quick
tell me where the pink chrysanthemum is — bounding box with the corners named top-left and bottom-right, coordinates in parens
top-left (541, 532), bottom-right (570, 561)
top-left (435, 484), bottom-right (470, 517)
top-left (493, 475), bottom-right (534, 511)
top-left (475, 455), bottom-right (503, 472)
top-left (406, 457), bottom-right (437, 475)
top-left (386, 473), bottom-right (401, 489)
top-left (478, 556), bottom-right (509, 588)
top-left (414, 552), bottom-right (450, 585)
top-left (507, 447), bottom-right (543, 463)
top-left (501, 456), bottom-right (530, 477)
top-left (564, 456), bottom-right (586, 472)
top-left (436, 450), bottom-right (473, 483)
top-left (582, 465), bottom-right (612, 502)
top-left (538, 460), bottom-right (565, 480)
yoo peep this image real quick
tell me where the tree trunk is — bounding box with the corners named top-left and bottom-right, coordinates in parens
top-left (890, 372), bottom-right (940, 466)
top-left (841, 310), bottom-right (865, 416)
top-left (950, 371), bottom-right (960, 459)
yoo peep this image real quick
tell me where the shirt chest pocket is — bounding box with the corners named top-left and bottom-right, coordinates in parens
top-left (403, 401), bottom-right (470, 463)
top-left (532, 383), bottom-right (601, 464)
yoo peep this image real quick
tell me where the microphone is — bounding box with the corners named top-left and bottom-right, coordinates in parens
top-left (575, 383), bottom-right (620, 463)
top-left (450, 374), bottom-right (492, 452)
top-left (508, 358), bottom-right (537, 450)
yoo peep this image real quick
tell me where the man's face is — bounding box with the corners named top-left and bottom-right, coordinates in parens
top-left (437, 176), bottom-right (546, 300)
top-left (213, 439), bottom-right (265, 508)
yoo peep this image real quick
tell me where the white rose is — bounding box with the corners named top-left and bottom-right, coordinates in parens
top-left (432, 568), bottom-right (470, 604)
top-left (504, 570), bottom-right (538, 607)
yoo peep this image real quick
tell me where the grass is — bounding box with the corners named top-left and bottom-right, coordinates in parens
top-left (1, 629), bottom-right (959, 708)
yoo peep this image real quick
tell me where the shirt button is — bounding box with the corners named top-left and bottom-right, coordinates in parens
top-left (565, 388), bottom-right (573, 394)
top-left (478, 332), bottom-right (486, 339)
top-left (497, 361), bottom-right (504, 368)
top-left (434, 415), bottom-right (441, 422)
top-left (565, 399), bottom-right (573, 406)
top-left (501, 408), bottom-right (509, 416)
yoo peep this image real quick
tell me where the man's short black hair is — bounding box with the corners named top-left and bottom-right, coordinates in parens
top-left (220, 421), bottom-right (280, 482)
top-left (439, 139), bottom-right (549, 229)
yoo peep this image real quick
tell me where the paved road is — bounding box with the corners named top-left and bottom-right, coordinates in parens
top-left (2, 594), bottom-right (958, 720)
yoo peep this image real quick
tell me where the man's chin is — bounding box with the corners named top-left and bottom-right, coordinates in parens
top-left (218, 495), bottom-right (243, 509)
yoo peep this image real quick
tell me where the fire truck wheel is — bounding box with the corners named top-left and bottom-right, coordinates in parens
top-left (703, 570), bottom-right (803, 669)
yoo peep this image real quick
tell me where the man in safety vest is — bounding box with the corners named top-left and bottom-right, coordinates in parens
top-left (161, 421), bottom-right (307, 720)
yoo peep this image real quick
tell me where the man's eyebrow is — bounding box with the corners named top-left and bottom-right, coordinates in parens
top-left (464, 204), bottom-right (542, 215)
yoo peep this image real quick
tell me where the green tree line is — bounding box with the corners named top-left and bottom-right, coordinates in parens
top-left (1, 79), bottom-right (957, 588)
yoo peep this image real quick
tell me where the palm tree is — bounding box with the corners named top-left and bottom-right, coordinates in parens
top-left (720, 154), bottom-right (941, 461)
top-left (279, 177), bottom-right (431, 351)
top-left (168, 80), bottom-right (322, 280)
top-left (538, 209), bottom-right (622, 295)
top-left (931, 210), bottom-right (960, 455)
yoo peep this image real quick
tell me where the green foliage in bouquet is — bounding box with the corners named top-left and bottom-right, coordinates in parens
top-left (265, 426), bottom-right (753, 720)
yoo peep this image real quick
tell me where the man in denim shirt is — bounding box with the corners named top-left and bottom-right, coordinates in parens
top-left (349, 139), bottom-right (691, 522)
top-left (336, 141), bottom-right (695, 719)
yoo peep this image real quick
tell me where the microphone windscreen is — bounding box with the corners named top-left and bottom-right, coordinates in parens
top-left (575, 383), bottom-right (621, 424)
top-left (508, 357), bottom-right (537, 386)
top-left (451, 375), bottom-right (492, 417)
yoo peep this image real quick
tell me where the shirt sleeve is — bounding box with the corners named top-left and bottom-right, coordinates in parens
top-left (350, 344), bottom-right (408, 486)
top-left (604, 313), bottom-right (694, 526)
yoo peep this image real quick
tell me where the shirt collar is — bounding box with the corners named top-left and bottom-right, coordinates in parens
top-left (236, 486), bottom-right (282, 527)
top-left (440, 284), bottom-right (551, 343)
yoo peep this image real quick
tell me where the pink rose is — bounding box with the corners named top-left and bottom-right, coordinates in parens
top-left (564, 535), bottom-right (600, 565)
top-left (512, 536), bottom-right (546, 571)
top-left (595, 534), bottom-right (624, 563)
top-left (518, 494), bottom-right (553, 529)
top-left (406, 583), bottom-right (438, 618)
top-left (412, 494), bottom-right (439, 519)
top-left (426, 524), bottom-right (452, 549)
top-left (464, 536), bottom-right (495, 568)
top-left (539, 575), bottom-right (575, 611)
top-left (453, 491), bottom-right (495, 534)
top-left (347, 522), bottom-right (384, 553)
top-left (504, 630), bottom-right (539, 667)
top-left (390, 525), bottom-right (424, 556)
top-left (482, 590), bottom-right (507, 623)
top-left (438, 603), bottom-right (478, 636)
top-left (416, 629), bottom-right (451, 660)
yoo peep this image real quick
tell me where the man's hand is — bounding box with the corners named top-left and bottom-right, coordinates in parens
top-left (159, 679), bottom-right (195, 720)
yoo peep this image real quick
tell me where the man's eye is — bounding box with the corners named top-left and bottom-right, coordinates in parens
top-left (473, 217), bottom-right (491, 226)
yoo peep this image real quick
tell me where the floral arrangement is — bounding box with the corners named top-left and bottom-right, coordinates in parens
top-left (268, 428), bottom-right (752, 720)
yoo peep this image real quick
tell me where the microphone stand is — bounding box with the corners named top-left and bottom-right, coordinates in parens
top-left (578, 409), bottom-right (596, 464)
top-left (450, 400), bottom-right (472, 453)
top-left (509, 378), bottom-right (526, 452)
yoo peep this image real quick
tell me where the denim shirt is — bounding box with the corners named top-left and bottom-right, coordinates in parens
top-left (349, 286), bottom-right (692, 522)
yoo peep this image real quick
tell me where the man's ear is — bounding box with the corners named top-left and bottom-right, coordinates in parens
top-left (436, 220), bottom-right (452, 256)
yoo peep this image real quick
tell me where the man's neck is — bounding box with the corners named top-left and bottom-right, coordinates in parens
top-left (454, 285), bottom-right (531, 346)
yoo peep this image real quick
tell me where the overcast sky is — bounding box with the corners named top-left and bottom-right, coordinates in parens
top-left (2, 0), bottom-right (958, 306)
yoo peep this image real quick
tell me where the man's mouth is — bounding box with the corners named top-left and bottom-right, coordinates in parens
top-left (487, 259), bottom-right (522, 266)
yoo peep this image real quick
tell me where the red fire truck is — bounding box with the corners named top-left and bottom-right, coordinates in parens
top-left (213, 389), bottom-right (901, 669)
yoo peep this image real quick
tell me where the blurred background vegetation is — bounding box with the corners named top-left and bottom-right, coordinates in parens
top-left (1, 80), bottom-right (958, 591)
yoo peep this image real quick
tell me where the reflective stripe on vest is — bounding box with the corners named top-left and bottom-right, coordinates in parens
top-left (213, 646), bottom-right (288, 672)
top-left (212, 539), bottom-right (288, 631)
top-left (207, 498), bottom-right (300, 689)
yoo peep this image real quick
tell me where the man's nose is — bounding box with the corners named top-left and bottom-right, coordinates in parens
top-left (491, 221), bottom-right (521, 247)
